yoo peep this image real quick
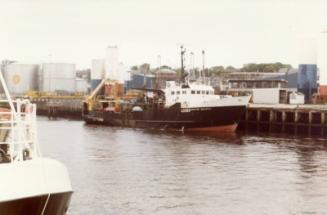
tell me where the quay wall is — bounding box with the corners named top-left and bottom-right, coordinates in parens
top-left (28, 98), bottom-right (327, 137)
top-left (31, 98), bottom-right (84, 119)
top-left (238, 104), bottom-right (327, 137)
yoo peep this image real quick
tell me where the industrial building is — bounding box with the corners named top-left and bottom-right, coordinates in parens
top-left (154, 68), bottom-right (178, 89)
top-left (227, 79), bottom-right (303, 105)
top-left (263, 68), bottom-right (298, 89)
top-left (124, 72), bottom-right (155, 91)
top-left (228, 79), bottom-right (288, 91)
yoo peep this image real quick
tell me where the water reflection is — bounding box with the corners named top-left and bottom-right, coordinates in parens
top-left (37, 118), bottom-right (327, 215)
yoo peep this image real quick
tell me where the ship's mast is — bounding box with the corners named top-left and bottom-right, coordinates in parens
top-left (180, 45), bottom-right (186, 84)
top-left (201, 50), bottom-right (205, 83)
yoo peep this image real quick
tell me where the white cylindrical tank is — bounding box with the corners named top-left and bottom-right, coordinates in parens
top-left (91, 59), bottom-right (105, 80)
top-left (318, 31), bottom-right (327, 93)
top-left (3, 64), bottom-right (39, 95)
top-left (76, 78), bottom-right (89, 93)
top-left (118, 63), bottom-right (130, 83)
top-left (105, 46), bottom-right (119, 80)
top-left (40, 63), bottom-right (76, 93)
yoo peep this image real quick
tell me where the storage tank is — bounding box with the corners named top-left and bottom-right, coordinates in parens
top-left (91, 59), bottom-right (105, 80)
top-left (40, 63), bottom-right (76, 93)
top-left (91, 59), bottom-right (105, 90)
top-left (105, 46), bottom-right (119, 81)
top-left (297, 64), bottom-right (317, 101)
top-left (76, 78), bottom-right (90, 94)
top-left (297, 37), bottom-right (317, 101)
top-left (3, 63), bottom-right (39, 95)
top-left (118, 63), bottom-right (130, 83)
top-left (318, 31), bottom-right (327, 96)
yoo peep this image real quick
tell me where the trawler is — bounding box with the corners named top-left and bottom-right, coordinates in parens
top-left (83, 47), bottom-right (250, 133)
top-left (0, 72), bottom-right (72, 214)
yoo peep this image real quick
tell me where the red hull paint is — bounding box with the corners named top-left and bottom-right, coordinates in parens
top-left (320, 85), bottom-right (327, 96)
top-left (185, 124), bottom-right (237, 133)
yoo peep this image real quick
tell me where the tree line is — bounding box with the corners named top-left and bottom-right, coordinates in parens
top-left (130, 62), bottom-right (293, 77)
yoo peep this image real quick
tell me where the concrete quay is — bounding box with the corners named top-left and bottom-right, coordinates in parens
top-left (31, 97), bottom-right (84, 119)
top-left (238, 104), bottom-right (327, 136)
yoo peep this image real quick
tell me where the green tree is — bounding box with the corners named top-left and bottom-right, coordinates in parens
top-left (209, 66), bottom-right (224, 77)
top-left (225, 66), bottom-right (237, 72)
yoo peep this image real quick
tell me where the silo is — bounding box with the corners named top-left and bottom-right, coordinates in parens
top-left (91, 59), bottom-right (105, 90)
top-left (118, 63), bottom-right (130, 83)
top-left (297, 37), bottom-right (317, 101)
top-left (40, 63), bottom-right (76, 93)
top-left (318, 32), bottom-right (327, 96)
top-left (76, 78), bottom-right (90, 94)
top-left (105, 46), bottom-right (119, 81)
top-left (3, 64), bottom-right (39, 95)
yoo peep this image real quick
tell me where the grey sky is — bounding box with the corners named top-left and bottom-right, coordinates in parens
top-left (1, 0), bottom-right (326, 69)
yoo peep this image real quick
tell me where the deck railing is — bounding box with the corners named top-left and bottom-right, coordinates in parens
top-left (0, 99), bottom-right (39, 163)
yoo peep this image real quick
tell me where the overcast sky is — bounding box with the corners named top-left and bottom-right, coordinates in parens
top-left (1, 0), bottom-right (326, 69)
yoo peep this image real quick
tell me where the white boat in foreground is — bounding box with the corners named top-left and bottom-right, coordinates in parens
top-left (0, 72), bottom-right (72, 215)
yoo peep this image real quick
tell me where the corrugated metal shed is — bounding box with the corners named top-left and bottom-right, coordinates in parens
top-left (125, 73), bottom-right (155, 90)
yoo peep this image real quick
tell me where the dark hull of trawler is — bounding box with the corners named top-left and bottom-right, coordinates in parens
top-left (0, 192), bottom-right (72, 215)
top-left (84, 103), bottom-right (247, 133)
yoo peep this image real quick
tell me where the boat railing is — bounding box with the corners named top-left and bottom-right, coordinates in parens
top-left (0, 99), bottom-right (40, 163)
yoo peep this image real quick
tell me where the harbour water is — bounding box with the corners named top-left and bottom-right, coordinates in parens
top-left (38, 117), bottom-right (327, 215)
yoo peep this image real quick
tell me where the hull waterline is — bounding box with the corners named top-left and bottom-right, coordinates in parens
top-left (84, 105), bottom-right (247, 133)
top-left (0, 192), bottom-right (72, 215)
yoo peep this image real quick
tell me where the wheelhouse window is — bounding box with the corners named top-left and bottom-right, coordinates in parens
top-left (171, 91), bottom-right (175, 95)
top-left (206, 91), bottom-right (209, 95)
top-left (202, 91), bottom-right (205, 94)
top-left (182, 91), bottom-right (186, 94)
top-left (197, 91), bottom-right (200, 94)
top-left (177, 91), bottom-right (180, 95)
top-left (191, 90), bottom-right (195, 94)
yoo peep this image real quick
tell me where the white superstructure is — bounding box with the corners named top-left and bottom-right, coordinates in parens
top-left (164, 81), bottom-right (250, 108)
